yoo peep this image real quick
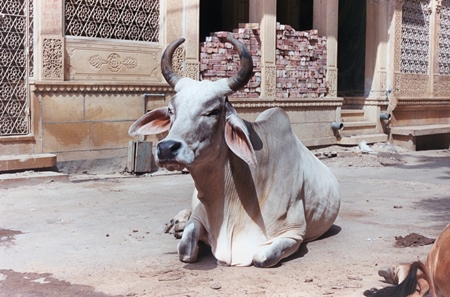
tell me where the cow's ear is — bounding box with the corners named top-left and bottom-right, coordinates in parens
top-left (225, 113), bottom-right (257, 168)
top-left (128, 107), bottom-right (171, 136)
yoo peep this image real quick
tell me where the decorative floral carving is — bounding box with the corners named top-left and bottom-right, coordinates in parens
top-left (327, 68), bottom-right (338, 97)
top-left (89, 53), bottom-right (138, 72)
top-left (264, 66), bottom-right (276, 98)
top-left (42, 38), bottom-right (63, 79)
top-left (172, 45), bottom-right (185, 77)
top-left (185, 61), bottom-right (199, 80)
top-left (395, 74), bottom-right (429, 96)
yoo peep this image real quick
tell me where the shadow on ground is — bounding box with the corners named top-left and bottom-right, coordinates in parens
top-left (415, 196), bottom-right (450, 230)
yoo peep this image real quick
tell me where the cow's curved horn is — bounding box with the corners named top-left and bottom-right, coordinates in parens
top-left (226, 33), bottom-right (254, 92)
top-left (161, 38), bottom-right (185, 88)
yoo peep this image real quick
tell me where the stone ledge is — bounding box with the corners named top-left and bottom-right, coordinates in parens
top-left (391, 124), bottom-right (450, 136)
top-left (337, 133), bottom-right (388, 145)
top-left (0, 154), bottom-right (57, 172)
top-left (0, 171), bottom-right (69, 189)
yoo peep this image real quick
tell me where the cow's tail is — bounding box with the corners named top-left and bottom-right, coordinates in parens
top-left (372, 261), bottom-right (432, 297)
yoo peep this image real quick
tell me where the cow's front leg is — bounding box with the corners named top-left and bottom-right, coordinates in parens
top-left (253, 238), bottom-right (302, 268)
top-left (177, 219), bottom-right (205, 263)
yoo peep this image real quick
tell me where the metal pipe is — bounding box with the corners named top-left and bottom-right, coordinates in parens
top-left (138, 93), bottom-right (166, 141)
top-left (142, 93), bottom-right (165, 115)
top-left (331, 122), bottom-right (344, 131)
top-left (380, 113), bottom-right (391, 120)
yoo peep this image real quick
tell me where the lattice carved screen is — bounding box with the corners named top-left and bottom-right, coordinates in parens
top-left (65, 0), bottom-right (160, 42)
top-left (400, 0), bottom-right (431, 74)
top-left (439, 0), bottom-right (450, 75)
top-left (0, 0), bottom-right (33, 136)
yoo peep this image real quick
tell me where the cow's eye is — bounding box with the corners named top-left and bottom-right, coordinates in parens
top-left (206, 109), bottom-right (221, 116)
top-left (168, 108), bottom-right (173, 115)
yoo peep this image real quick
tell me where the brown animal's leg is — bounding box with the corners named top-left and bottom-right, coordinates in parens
top-left (252, 238), bottom-right (301, 268)
top-left (373, 261), bottom-right (430, 297)
top-left (177, 219), bottom-right (205, 263)
top-left (378, 265), bottom-right (402, 284)
top-left (427, 223), bottom-right (450, 297)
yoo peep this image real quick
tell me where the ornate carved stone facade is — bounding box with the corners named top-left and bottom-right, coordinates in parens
top-left (65, 0), bottom-right (160, 42)
top-left (400, 0), bottom-right (431, 74)
top-left (0, 0), bottom-right (33, 136)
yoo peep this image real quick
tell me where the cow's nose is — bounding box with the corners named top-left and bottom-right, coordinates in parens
top-left (157, 140), bottom-right (182, 160)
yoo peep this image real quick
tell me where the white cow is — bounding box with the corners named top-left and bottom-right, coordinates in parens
top-left (129, 33), bottom-right (341, 267)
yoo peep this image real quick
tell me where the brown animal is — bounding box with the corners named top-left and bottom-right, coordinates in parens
top-left (374, 223), bottom-right (450, 297)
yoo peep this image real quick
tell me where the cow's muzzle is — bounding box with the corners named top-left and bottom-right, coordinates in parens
top-left (156, 139), bottom-right (188, 171)
top-left (157, 139), bottom-right (181, 160)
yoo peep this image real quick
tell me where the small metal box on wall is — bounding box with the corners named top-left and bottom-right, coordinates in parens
top-left (127, 140), bottom-right (155, 173)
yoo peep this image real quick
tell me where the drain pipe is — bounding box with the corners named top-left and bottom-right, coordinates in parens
top-left (138, 93), bottom-right (166, 141)
top-left (142, 93), bottom-right (166, 115)
top-left (380, 112), bottom-right (391, 121)
top-left (331, 122), bottom-right (344, 131)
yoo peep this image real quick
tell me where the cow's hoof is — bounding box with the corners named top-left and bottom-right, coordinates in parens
top-left (179, 254), bottom-right (197, 263)
top-left (253, 253), bottom-right (279, 268)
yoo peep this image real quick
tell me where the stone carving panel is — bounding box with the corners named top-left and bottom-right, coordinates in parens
top-left (185, 61), bottom-right (199, 80)
top-left (395, 73), bottom-right (429, 96)
top-left (264, 66), bottom-right (276, 98)
top-left (65, 38), bottom-right (161, 82)
top-left (42, 38), bottom-right (64, 80)
top-left (400, 0), bottom-right (431, 74)
top-left (327, 68), bottom-right (338, 97)
top-left (65, 0), bottom-right (160, 42)
top-left (172, 45), bottom-right (185, 77)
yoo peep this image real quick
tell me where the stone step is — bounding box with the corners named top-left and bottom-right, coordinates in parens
top-left (337, 133), bottom-right (389, 145)
top-left (0, 171), bottom-right (69, 189)
top-left (341, 109), bottom-right (365, 121)
top-left (340, 121), bottom-right (377, 136)
top-left (0, 154), bottom-right (57, 172)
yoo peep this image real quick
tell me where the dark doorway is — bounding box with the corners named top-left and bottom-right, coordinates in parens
top-left (277, 0), bottom-right (313, 31)
top-left (200, 0), bottom-right (249, 42)
top-left (338, 0), bottom-right (366, 97)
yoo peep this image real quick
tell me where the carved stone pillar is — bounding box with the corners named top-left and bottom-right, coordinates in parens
top-left (365, 0), bottom-right (389, 99)
top-left (249, 0), bottom-right (276, 99)
top-left (38, 0), bottom-right (64, 81)
top-left (184, 0), bottom-right (200, 80)
top-left (313, 0), bottom-right (338, 97)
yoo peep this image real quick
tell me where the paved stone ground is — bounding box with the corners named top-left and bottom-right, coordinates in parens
top-left (1, 146), bottom-right (449, 296)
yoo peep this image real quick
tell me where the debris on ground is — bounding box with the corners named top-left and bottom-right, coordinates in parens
top-left (394, 233), bottom-right (435, 248)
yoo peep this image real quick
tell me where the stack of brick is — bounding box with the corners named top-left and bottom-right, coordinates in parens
top-left (276, 23), bottom-right (327, 98)
top-left (199, 23), bottom-right (327, 99)
top-left (200, 23), bottom-right (261, 98)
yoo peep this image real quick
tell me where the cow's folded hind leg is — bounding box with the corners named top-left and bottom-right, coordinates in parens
top-left (177, 219), bottom-right (204, 263)
top-left (164, 208), bottom-right (192, 239)
top-left (253, 238), bottom-right (302, 268)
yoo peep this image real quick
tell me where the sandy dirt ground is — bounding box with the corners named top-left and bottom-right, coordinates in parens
top-left (1, 143), bottom-right (449, 297)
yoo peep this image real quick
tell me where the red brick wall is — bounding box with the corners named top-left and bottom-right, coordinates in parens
top-left (199, 23), bottom-right (328, 99)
